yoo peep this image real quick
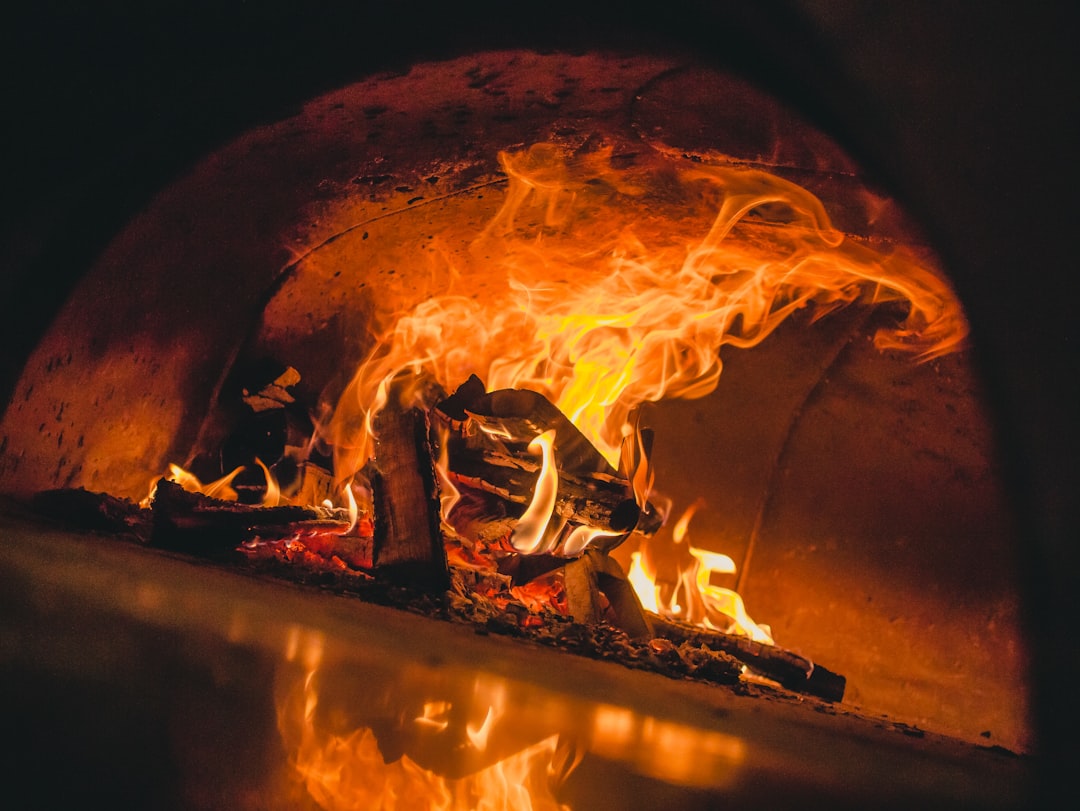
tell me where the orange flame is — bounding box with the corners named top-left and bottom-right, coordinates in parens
top-left (142, 458), bottom-right (287, 508)
top-left (628, 501), bottom-right (772, 643)
top-left (327, 142), bottom-right (966, 482)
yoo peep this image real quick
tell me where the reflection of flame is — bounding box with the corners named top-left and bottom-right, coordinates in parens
top-left (328, 142), bottom-right (966, 481)
top-left (279, 669), bottom-right (570, 811)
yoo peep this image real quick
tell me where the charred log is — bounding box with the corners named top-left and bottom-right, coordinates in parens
top-left (149, 478), bottom-right (321, 552)
top-left (649, 613), bottom-right (846, 702)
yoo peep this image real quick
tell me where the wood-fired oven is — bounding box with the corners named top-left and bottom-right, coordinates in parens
top-left (2, 4), bottom-right (1075, 809)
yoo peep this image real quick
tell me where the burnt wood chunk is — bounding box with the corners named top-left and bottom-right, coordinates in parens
top-left (649, 614), bottom-right (847, 702)
top-left (591, 550), bottom-right (654, 641)
top-left (563, 554), bottom-right (603, 625)
top-left (33, 487), bottom-right (151, 540)
top-left (371, 404), bottom-right (450, 593)
top-left (150, 479), bottom-right (318, 552)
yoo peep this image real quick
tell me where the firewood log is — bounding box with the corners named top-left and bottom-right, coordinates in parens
top-left (370, 404), bottom-right (450, 593)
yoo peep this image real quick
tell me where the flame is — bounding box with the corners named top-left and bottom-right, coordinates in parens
top-left (141, 458), bottom-right (289, 508)
top-left (141, 461), bottom-right (245, 506)
top-left (509, 430), bottom-right (560, 554)
top-left (627, 552), bottom-right (659, 614)
top-left (253, 456), bottom-right (281, 506)
top-left (628, 502), bottom-right (772, 644)
top-left (279, 669), bottom-right (570, 811)
top-left (326, 142), bottom-right (966, 480)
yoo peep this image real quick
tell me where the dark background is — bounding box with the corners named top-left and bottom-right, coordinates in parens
top-left (2, 0), bottom-right (1076, 802)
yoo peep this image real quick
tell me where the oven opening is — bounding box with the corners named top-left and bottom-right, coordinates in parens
top-left (1, 48), bottom-right (1032, 810)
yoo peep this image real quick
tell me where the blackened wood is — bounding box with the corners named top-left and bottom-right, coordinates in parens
top-left (33, 487), bottom-right (151, 541)
top-left (649, 613), bottom-right (846, 702)
top-left (150, 479), bottom-right (317, 552)
top-left (371, 405), bottom-right (450, 593)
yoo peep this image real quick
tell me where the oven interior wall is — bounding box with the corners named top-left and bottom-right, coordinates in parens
top-left (0, 51), bottom-right (1030, 753)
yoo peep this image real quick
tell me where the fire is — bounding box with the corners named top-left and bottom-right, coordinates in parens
top-left (327, 142), bottom-right (966, 481)
top-left (509, 430), bottom-right (560, 554)
top-left (144, 140), bottom-right (967, 649)
top-left (140, 462), bottom-right (243, 507)
top-left (628, 502), bottom-right (773, 643)
top-left (278, 669), bottom-right (571, 811)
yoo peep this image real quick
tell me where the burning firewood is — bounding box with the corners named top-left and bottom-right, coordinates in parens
top-left (369, 401), bottom-right (451, 593)
top-left (435, 376), bottom-right (663, 550)
top-left (150, 478), bottom-right (332, 552)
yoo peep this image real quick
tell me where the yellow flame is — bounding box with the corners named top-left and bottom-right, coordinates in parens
top-left (465, 706), bottom-right (500, 752)
top-left (415, 701), bottom-right (453, 733)
top-left (327, 142), bottom-right (967, 480)
top-left (627, 551), bottom-right (659, 614)
top-left (628, 503), bottom-right (772, 644)
top-left (435, 425), bottom-right (462, 521)
top-left (341, 481), bottom-right (359, 535)
top-left (559, 525), bottom-right (623, 557)
top-left (253, 456), bottom-right (281, 507)
top-left (142, 462), bottom-right (246, 506)
top-left (510, 430), bottom-right (559, 554)
top-left (689, 546), bottom-right (772, 644)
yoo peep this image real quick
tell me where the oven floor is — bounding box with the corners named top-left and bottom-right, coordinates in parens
top-left (1, 505), bottom-right (1028, 810)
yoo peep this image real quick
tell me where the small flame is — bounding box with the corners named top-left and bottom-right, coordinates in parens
top-left (141, 462), bottom-right (245, 507)
top-left (415, 701), bottom-right (453, 733)
top-left (253, 457), bottom-right (281, 507)
top-left (435, 426), bottom-right (462, 521)
top-left (510, 430), bottom-right (559, 554)
top-left (559, 525), bottom-right (623, 558)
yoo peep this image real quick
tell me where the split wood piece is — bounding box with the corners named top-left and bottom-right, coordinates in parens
top-left (370, 404), bottom-right (450, 593)
top-left (150, 479), bottom-right (321, 552)
top-left (649, 613), bottom-right (847, 702)
top-left (564, 549), bottom-right (654, 641)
